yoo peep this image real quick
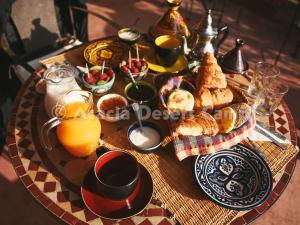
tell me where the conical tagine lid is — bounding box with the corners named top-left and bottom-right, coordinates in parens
top-left (148, 0), bottom-right (191, 40)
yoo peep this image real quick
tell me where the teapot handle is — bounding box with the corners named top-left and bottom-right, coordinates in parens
top-left (215, 25), bottom-right (229, 55)
top-left (181, 36), bottom-right (191, 55)
top-left (41, 117), bottom-right (61, 151)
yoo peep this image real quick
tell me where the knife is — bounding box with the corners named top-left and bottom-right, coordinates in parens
top-left (246, 137), bottom-right (267, 161)
top-left (255, 125), bottom-right (287, 150)
top-left (256, 121), bottom-right (287, 141)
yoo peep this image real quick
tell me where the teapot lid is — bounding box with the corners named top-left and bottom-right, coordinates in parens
top-left (148, 0), bottom-right (191, 40)
top-left (198, 10), bottom-right (218, 36)
top-left (219, 39), bottom-right (249, 74)
top-left (44, 64), bottom-right (78, 83)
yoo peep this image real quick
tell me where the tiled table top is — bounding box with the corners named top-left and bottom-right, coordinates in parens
top-left (5, 41), bottom-right (298, 224)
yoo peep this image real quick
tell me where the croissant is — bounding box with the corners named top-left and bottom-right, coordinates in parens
top-left (193, 88), bottom-right (213, 112)
top-left (210, 88), bottom-right (233, 109)
top-left (195, 53), bottom-right (227, 89)
top-left (172, 111), bottom-right (219, 136)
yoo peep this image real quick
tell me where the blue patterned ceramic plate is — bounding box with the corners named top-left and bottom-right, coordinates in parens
top-left (194, 144), bottom-right (272, 211)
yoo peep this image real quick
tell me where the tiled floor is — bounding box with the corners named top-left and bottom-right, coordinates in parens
top-left (1, 0), bottom-right (300, 224)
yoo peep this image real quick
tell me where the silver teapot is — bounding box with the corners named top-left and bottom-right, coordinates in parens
top-left (187, 9), bottom-right (229, 61)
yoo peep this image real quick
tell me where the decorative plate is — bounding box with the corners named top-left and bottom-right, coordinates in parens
top-left (194, 144), bottom-right (273, 211)
top-left (83, 40), bottom-right (129, 67)
top-left (144, 54), bottom-right (188, 73)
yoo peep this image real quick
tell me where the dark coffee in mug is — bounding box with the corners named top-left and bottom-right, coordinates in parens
top-left (94, 150), bottom-right (140, 200)
top-left (155, 35), bottom-right (182, 67)
top-left (97, 154), bottom-right (137, 186)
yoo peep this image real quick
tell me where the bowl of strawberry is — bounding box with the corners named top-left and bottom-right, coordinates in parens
top-left (81, 66), bottom-right (115, 95)
top-left (119, 58), bottom-right (148, 81)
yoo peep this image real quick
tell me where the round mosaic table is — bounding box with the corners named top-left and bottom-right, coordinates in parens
top-left (5, 41), bottom-right (298, 225)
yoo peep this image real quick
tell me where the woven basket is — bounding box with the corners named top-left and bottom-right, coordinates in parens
top-left (158, 76), bottom-right (255, 160)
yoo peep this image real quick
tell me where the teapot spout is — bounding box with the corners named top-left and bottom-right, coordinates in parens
top-left (181, 36), bottom-right (191, 55)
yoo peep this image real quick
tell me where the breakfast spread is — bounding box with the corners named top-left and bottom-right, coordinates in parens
top-left (14, 8), bottom-right (288, 223)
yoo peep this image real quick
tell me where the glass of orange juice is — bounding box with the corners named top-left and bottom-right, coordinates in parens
top-left (41, 90), bottom-right (101, 157)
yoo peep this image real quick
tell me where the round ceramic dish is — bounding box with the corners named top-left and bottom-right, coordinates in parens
top-left (194, 143), bottom-right (273, 211)
top-left (96, 94), bottom-right (129, 122)
top-left (119, 58), bottom-right (149, 81)
top-left (127, 121), bottom-right (163, 153)
top-left (124, 80), bottom-right (157, 105)
top-left (118, 28), bottom-right (141, 44)
top-left (81, 66), bottom-right (115, 95)
top-left (83, 40), bottom-right (128, 67)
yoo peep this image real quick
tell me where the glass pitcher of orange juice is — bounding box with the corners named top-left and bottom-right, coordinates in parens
top-left (41, 90), bottom-right (101, 157)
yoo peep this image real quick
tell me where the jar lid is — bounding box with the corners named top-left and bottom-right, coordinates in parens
top-left (44, 64), bottom-right (78, 83)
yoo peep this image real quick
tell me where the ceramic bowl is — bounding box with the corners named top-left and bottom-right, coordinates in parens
top-left (124, 80), bottom-right (157, 105)
top-left (96, 94), bottom-right (129, 122)
top-left (119, 58), bottom-right (149, 81)
top-left (118, 28), bottom-right (141, 44)
top-left (127, 121), bottom-right (163, 152)
top-left (81, 66), bottom-right (115, 95)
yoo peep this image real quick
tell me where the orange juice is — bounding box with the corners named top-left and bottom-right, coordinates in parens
top-left (56, 102), bottom-right (101, 157)
top-left (59, 101), bottom-right (90, 118)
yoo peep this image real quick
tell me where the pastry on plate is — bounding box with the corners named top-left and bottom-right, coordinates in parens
top-left (211, 88), bottom-right (233, 109)
top-left (167, 89), bottom-right (194, 113)
top-left (195, 53), bottom-right (227, 89)
top-left (193, 88), bottom-right (213, 112)
top-left (173, 111), bottom-right (218, 136)
top-left (230, 103), bottom-right (252, 128)
top-left (214, 107), bottom-right (237, 133)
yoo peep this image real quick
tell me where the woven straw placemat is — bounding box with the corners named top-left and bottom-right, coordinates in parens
top-left (103, 128), bottom-right (298, 225)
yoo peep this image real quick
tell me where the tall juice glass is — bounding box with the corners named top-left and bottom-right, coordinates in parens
top-left (41, 90), bottom-right (101, 157)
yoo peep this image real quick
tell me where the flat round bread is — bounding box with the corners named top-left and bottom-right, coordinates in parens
top-left (214, 107), bottom-right (237, 133)
top-left (230, 103), bottom-right (252, 128)
top-left (167, 89), bottom-right (194, 113)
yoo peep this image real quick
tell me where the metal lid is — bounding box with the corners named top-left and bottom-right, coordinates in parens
top-left (44, 64), bottom-right (78, 83)
top-left (199, 10), bottom-right (218, 37)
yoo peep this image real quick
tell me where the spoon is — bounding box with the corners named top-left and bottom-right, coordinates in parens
top-left (132, 102), bottom-right (143, 133)
top-left (128, 70), bottom-right (139, 90)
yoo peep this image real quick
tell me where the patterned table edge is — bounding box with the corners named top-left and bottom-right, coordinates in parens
top-left (5, 73), bottom-right (177, 225)
top-left (5, 72), bottom-right (298, 225)
top-left (230, 99), bottom-right (298, 225)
